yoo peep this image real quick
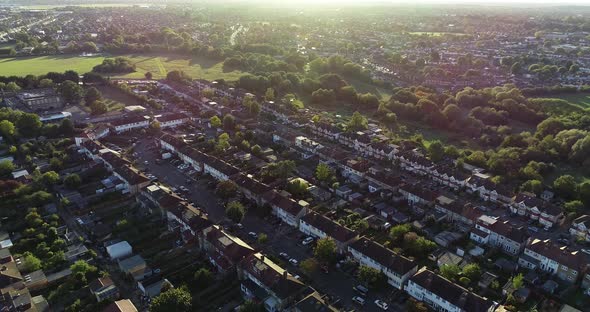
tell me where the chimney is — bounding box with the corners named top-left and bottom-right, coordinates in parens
top-left (283, 271), bottom-right (288, 279)
top-left (260, 255), bottom-right (265, 262)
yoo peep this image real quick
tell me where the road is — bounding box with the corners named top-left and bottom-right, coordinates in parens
top-left (132, 136), bottom-right (406, 311)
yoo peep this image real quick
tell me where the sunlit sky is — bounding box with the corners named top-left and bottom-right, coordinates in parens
top-left (259, 0), bottom-right (590, 5)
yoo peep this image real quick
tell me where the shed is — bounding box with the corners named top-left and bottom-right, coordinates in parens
top-left (106, 241), bottom-right (132, 260)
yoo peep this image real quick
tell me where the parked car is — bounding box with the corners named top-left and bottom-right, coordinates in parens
top-left (248, 232), bottom-right (258, 239)
top-left (353, 285), bottom-right (369, 296)
top-left (582, 249), bottom-right (590, 255)
top-left (279, 252), bottom-right (289, 259)
top-left (352, 296), bottom-right (365, 306)
top-left (375, 299), bottom-right (389, 310)
top-left (289, 258), bottom-right (299, 266)
top-left (302, 237), bottom-right (314, 245)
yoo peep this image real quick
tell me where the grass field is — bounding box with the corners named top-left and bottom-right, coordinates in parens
top-left (0, 54), bottom-right (244, 81)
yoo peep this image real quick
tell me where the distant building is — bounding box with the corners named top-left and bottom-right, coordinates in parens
top-left (17, 89), bottom-right (63, 111)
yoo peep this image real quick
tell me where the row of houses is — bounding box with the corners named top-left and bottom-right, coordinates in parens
top-left (78, 140), bottom-right (151, 195)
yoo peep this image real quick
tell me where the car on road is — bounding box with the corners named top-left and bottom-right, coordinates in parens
top-left (76, 218), bottom-right (84, 225)
top-left (236, 223), bottom-right (244, 229)
top-left (289, 258), bottom-right (299, 266)
top-left (248, 232), bottom-right (258, 239)
top-left (279, 252), bottom-right (289, 259)
top-left (375, 299), bottom-right (389, 310)
top-left (302, 236), bottom-right (314, 245)
top-left (352, 296), bottom-right (365, 306)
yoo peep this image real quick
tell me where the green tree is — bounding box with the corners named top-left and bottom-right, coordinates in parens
top-left (347, 111), bottom-right (368, 131)
top-left (315, 163), bottom-right (333, 183)
top-left (84, 87), bottom-right (102, 105)
top-left (357, 265), bottom-right (387, 289)
top-left (440, 264), bottom-right (461, 281)
top-left (427, 140), bottom-right (445, 162)
top-left (64, 174), bottom-right (81, 189)
top-left (520, 179), bottom-right (543, 195)
top-left (286, 178), bottom-right (309, 197)
top-left (564, 200), bottom-right (583, 215)
top-left (553, 175), bottom-right (577, 199)
top-left (389, 223), bottom-right (411, 241)
top-left (257, 233), bottom-right (268, 244)
top-left (90, 100), bottom-right (107, 115)
top-left (16, 113), bottom-right (42, 137)
top-left (216, 180), bottom-right (238, 198)
top-left (22, 252), bottom-right (42, 272)
top-left (210, 116), bottom-right (221, 128)
top-left (314, 237), bottom-right (337, 264)
top-left (512, 273), bottom-right (524, 289)
top-left (223, 114), bottom-right (235, 131)
top-left (225, 201), bottom-right (245, 223)
top-left (193, 268), bottom-right (213, 289)
top-left (0, 160), bottom-right (14, 177)
top-left (150, 287), bottom-right (192, 312)
top-left (58, 80), bottom-right (84, 104)
top-left (462, 263), bottom-right (481, 281)
top-left (0, 120), bottom-right (16, 139)
top-left (264, 88), bottom-right (275, 101)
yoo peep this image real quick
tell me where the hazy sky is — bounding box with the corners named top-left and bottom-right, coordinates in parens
top-left (280, 0), bottom-right (590, 5)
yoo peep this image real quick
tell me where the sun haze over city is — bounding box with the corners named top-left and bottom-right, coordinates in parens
top-left (0, 0), bottom-right (589, 312)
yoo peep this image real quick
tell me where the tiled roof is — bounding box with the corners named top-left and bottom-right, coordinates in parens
top-left (410, 268), bottom-right (495, 312)
top-left (527, 239), bottom-right (586, 271)
top-left (349, 237), bottom-right (416, 275)
top-left (301, 212), bottom-right (357, 243)
top-left (242, 253), bottom-right (306, 300)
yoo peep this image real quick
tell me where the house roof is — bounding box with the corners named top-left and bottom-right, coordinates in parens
top-left (349, 237), bottom-right (416, 275)
top-left (527, 239), bottom-right (586, 271)
top-left (206, 226), bottom-right (254, 266)
top-left (156, 112), bottom-right (189, 123)
top-left (103, 299), bottom-right (138, 312)
top-left (242, 253), bottom-right (306, 300)
top-left (301, 212), bottom-right (357, 243)
top-left (410, 267), bottom-right (495, 312)
top-left (89, 276), bottom-right (115, 292)
top-left (476, 216), bottom-right (528, 243)
top-left (110, 115), bottom-right (149, 127)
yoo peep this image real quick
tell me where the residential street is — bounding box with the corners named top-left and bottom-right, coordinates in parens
top-left (131, 137), bottom-right (406, 311)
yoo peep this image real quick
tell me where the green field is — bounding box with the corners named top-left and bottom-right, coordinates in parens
top-left (0, 54), bottom-right (244, 81)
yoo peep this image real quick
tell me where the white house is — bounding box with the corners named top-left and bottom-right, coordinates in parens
top-left (406, 267), bottom-right (497, 312)
top-left (570, 215), bottom-right (590, 242)
top-left (348, 237), bottom-right (417, 290)
top-left (111, 115), bottom-right (149, 133)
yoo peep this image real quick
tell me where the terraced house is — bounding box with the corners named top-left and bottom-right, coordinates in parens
top-left (518, 239), bottom-right (587, 283)
top-left (470, 215), bottom-right (529, 256)
top-left (348, 237), bottom-right (418, 290)
top-left (407, 267), bottom-right (497, 312)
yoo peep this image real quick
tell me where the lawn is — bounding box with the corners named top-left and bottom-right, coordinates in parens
top-left (0, 54), bottom-right (244, 81)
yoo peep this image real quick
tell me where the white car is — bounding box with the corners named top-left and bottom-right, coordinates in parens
top-left (302, 237), bottom-right (314, 245)
top-left (248, 232), bottom-right (258, 239)
top-left (352, 296), bottom-right (365, 306)
top-left (375, 299), bottom-right (389, 310)
top-left (289, 258), bottom-right (299, 266)
top-left (279, 252), bottom-right (289, 259)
